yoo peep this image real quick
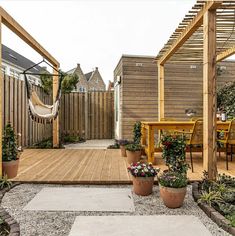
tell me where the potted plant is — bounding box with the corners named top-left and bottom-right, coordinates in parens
top-left (2, 123), bottom-right (22, 179)
top-left (158, 171), bottom-right (188, 208)
top-left (158, 134), bottom-right (189, 208)
top-left (125, 143), bottom-right (142, 164)
top-left (118, 139), bottom-right (129, 157)
top-left (128, 162), bottom-right (159, 196)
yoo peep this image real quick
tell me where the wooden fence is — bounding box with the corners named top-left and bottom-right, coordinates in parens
top-left (2, 75), bottom-right (52, 147)
top-left (60, 91), bottom-right (114, 139)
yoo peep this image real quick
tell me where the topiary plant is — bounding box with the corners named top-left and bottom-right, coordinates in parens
top-left (133, 121), bottom-right (142, 144)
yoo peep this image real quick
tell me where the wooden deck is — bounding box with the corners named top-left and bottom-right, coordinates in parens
top-left (12, 149), bottom-right (235, 184)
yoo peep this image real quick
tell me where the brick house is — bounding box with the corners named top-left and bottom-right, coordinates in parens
top-left (67, 64), bottom-right (106, 92)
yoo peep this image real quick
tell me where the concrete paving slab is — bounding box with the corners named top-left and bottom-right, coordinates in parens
top-left (24, 187), bottom-right (134, 212)
top-left (69, 215), bottom-right (212, 236)
top-left (64, 139), bottom-right (115, 149)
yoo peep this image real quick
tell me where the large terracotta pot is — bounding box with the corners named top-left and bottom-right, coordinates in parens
top-left (126, 150), bottom-right (141, 164)
top-left (132, 176), bottom-right (154, 196)
top-left (159, 185), bottom-right (187, 208)
top-left (2, 159), bottom-right (19, 179)
top-left (120, 145), bottom-right (127, 157)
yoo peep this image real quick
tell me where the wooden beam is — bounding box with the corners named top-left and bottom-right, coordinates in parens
top-left (0, 7), bottom-right (59, 67)
top-left (158, 64), bottom-right (164, 121)
top-left (217, 45), bottom-right (235, 62)
top-left (158, 1), bottom-right (222, 65)
top-left (53, 68), bottom-right (60, 148)
top-left (0, 16), bottom-right (2, 177)
top-left (203, 9), bottom-right (217, 180)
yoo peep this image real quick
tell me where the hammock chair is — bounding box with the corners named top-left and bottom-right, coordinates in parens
top-left (23, 59), bottom-right (64, 123)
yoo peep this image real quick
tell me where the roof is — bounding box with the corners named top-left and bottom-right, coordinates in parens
top-left (66, 67), bottom-right (76, 74)
top-left (85, 71), bottom-right (93, 81)
top-left (156, 1), bottom-right (235, 64)
top-left (2, 44), bottom-right (43, 73)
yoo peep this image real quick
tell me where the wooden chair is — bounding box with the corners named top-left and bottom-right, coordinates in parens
top-left (176, 119), bottom-right (203, 172)
top-left (217, 119), bottom-right (235, 170)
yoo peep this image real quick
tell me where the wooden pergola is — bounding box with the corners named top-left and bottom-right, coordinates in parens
top-left (156, 0), bottom-right (235, 180)
top-left (0, 7), bottom-right (60, 176)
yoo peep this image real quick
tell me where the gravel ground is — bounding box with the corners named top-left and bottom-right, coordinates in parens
top-left (1, 184), bottom-right (231, 236)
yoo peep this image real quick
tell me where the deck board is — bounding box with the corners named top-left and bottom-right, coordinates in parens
top-left (12, 149), bottom-right (235, 184)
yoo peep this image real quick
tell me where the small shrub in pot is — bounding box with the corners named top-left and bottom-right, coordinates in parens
top-left (125, 143), bottom-right (142, 164)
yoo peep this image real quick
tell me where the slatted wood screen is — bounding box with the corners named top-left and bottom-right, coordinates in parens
top-left (2, 75), bottom-right (52, 147)
top-left (60, 91), bottom-right (114, 139)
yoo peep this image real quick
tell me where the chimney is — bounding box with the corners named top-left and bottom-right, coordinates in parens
top-left (95, 67), bottom-right (98, 71)
top-left (77, 63), bottom-right (80, 68)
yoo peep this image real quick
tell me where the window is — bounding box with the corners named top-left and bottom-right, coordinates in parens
top-left (10, 68), bottom-right (20, 79)
top-left (1, 66), bottom-right (6, 75)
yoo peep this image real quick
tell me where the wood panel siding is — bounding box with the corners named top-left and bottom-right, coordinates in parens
top-left (114, 55), bottom-right (235, 140)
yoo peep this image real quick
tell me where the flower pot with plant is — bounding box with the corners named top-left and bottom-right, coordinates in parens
top-left (159, 134), bottom-right (189, 208)
top-left (128, 162), bottom-right (159, 196)
top-left (158, 171), bottom-right (188, 208)
top-left (118, 139), bottom-right (129, 157)
top-left (125, 143), bottom-right (142, 164)
top-left (2, 123), bottom-right (22, 179)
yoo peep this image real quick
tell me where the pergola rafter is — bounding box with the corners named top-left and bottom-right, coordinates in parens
top-left (156, 0), bottom-right (235, 180)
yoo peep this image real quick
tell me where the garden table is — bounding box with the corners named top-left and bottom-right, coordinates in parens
top-left (141, 121), bottom-right (230, 163)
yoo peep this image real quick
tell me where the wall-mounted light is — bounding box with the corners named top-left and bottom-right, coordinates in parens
top-left (117, 75), bottom-right (121, 84)
top-left (190, 65), bottom-right (197, 69)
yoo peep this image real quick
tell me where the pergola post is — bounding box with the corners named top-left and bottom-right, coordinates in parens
top-left (158, 63), bottom-right (164, 121)
top-left (203, 9), bottom-right (217, 180)
top-left (0, 16), bottom-right (2, 177)
top-left (53, 67), bottom-right (60, 148)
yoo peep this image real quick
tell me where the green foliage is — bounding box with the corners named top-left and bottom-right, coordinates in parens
top-left (218, 173), bottom-right (235, 188)
top-left (198, 189), bottom-right (224, 207)
top-left (161, 135), bottom-right (189, 174)
top-left (2, 124), bottom-right (19, 162)
top-left (62, 134), bottom-right (85, 144)
top-left (107, 140), bottom-right (120, 149)
top-left (0, 175), bottom-right (12, 190)
top-left (33, 138), bottom-right (53, 149)
top-left (226, 213), bottom-right (235, 227)
top-left (217, 81), bottom-right (235, 117)
top-left (158, 171), bottom-right (188, 188)
top-left (0, 216), bottom-right (10, 235)
top-left (40, 71), bottom-right (79, 95)
top-left (133, 121), bottom-right (142, 144)
top-left (125, 143), bottom-right (142, 152)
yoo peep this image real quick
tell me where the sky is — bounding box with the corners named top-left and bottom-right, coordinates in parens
top-left (0, 0), bottom-right (196, 86)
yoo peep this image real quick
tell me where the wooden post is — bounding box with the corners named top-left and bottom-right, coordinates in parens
top-left (84, 92), bottom-right (89, 139)
top-left (203, 9), bottom-right (217, 180)
top-left (158, 64), bottom-right (164, 121)
top-left (0, 16), bottom-right (2, 177)
top-left (53, 67), bottom-right (60, 148)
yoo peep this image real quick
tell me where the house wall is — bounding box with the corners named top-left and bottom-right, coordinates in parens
top-left (73, 64), bottom-right (88, 92)
top-left (114, 55), bottom-right (235, 140)
top-left (88, 69), bottom-right (106, 91)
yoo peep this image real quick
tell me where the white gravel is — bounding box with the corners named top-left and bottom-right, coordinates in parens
top-left (1, 184), bottom-right (231, 236)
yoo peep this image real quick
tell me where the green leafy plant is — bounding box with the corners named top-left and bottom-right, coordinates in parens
top-left (2, 123), bottom-right (19, 162)
top-left (198, 189), bottom-right (224, 207)
top-left (62, 134), bottom-right (85, 144)
top-left (217, 81), bottom-right (235, 117)
top-left (0, 175), bottom-right (12, 190)
top-left (0, 216), bottom-right (10, 235)
top-left (125, 143), bottom-right (142, 152)
top-left (107, 140), bottom-right (120, 149)
top-left (40, 71), bottom-right (79, 95)
top-left (33, 138), bottom-right (53, 149)
top-left (158, 171), bottom-right (188, 188)
top-left (128, 162), bottom-right (159, 177)
top-left (218, 173), bottom-right (235, 188)
top-left (226, 213), bottom-right (235, 227)
top-left (161, 135), bottom-right (189, 174)
top-left (133, 121), bottom-right (142, 144)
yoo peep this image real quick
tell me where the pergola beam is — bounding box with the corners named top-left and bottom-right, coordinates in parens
top-left (158, 1), bottom-right (222, 65)
top-left (217, 46), bottom-right (235, 62)
top-left (0, 7), bottom-right (59, 67)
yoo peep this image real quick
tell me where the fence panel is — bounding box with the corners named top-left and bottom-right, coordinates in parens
top-left (60, 91), bottom-right (114, 139)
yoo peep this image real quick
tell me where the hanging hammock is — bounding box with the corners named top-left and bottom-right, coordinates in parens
top-left (23, 59), bottom-right (64, 123)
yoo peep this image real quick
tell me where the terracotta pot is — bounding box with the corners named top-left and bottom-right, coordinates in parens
top-left (120, 145), bottom-right (127, 157)
top-left (159, 185), bottom-right (187, 208)
top-left (126, 150), bottom-right (141, 164)
top-left (2, 159), bottom-right (19, 179)
top-left (132, 176), bottom-right (154, 196)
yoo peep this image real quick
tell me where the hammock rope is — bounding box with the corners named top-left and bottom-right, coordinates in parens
top-left (23, 59), bottom-right (64, 123)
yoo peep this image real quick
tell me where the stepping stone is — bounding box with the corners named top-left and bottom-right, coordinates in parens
top-left (24, 187), bottom-right (134, 212)
top-left (69, 215), bottom-right (212, 236)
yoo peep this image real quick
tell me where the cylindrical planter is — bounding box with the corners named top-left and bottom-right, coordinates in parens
top-left (126, 150), bottom-right (141, 164)
top-left (120, 145), bottom-right (127, 157)
top-left (159, 185), bottom-right (187, 208)
top-left (132, 176), bottom-right (154, 196)
top-left (2, 159), bottom-right (19, 179)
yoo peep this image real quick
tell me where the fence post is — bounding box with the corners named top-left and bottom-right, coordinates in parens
top-left (85, 92), bottom-right (89, 139)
